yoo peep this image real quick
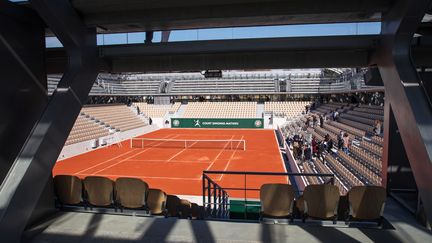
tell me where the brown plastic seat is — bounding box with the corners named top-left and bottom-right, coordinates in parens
top-left (83, 176), bottom-right (114, 207)
top-left (166, 195), bottom-right (181, 217)
top-left (178, 199), bottom-right (192, 219)
top-left (147, 188), bottom-right (167, 215)
top-left (348, 186), bottom-right (386, 221)
top-left (260, 184), bottom-right (295, 219)
top-left (303, 184), bottom-right (340, 222)
top-left (191, 203), bottom-right (204, 219)
top-left (115, 177), bottom-right (148, 209)
top-left (53, 175), bottom-right (82, 205)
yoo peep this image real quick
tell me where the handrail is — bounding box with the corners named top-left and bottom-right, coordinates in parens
top-left (202, 170), bottom-right (335, 220)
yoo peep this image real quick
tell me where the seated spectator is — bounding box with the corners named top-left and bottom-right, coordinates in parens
top-left (374, 120), bottom-right (382, 136)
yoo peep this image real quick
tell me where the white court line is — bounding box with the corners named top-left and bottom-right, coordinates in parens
top-left (126, 159), bottom-right (211, 164)
top-left (87, 134), bottom-right (178, 175)
top-left (218, 135), bottom-right (244, 180)
top-left (166, 140), bottom-right (199, 162)
top-left (76, 173), bottom-right (202, 181)
top-left (204, 135), bottom-right (235, 171)
top-left (73, 149), bottom-right (137, 175)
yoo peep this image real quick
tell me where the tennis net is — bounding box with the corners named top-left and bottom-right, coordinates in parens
top-left (130, 138), bottom-right (246, 150)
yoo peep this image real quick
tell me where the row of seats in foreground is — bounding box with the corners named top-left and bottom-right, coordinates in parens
top-left (260, 184), bottom-right (386, 225)
top-left (53, 175), bottom-right (204, 219)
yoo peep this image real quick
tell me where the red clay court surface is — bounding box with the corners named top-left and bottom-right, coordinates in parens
top-left (53, 128), bottom-right (288, 198)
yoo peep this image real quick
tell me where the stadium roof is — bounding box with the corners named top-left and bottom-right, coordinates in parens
top-left (22, 0), bottom-right (390, 35)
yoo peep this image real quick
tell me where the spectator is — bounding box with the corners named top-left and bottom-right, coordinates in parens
top-left (305, 105), bottom-right (310, 114)
top-left (333, 110), bottom-right (339, 121)
top-left (304, 145), bottom-right (312, 162)
top-left (136, 106), bottom-right (141, 115)
top-left (342, 133), bottom-right (350, 154)
top-left (319, 115), bottom-right (324, 128)
top-left (337, 131), bottom-right (344, 150)
top-left (374, 120), bottom-right (382, 136)
top-left (312, 138), bottom-right (318, 157)
top-left (149, 117), bottom-right (153, 125)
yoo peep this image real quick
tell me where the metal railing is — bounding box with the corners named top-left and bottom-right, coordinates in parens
top-left (202, 170), bottom-right (335, 219)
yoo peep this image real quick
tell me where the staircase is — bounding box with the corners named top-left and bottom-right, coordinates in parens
top-left (175, 103), bottom-right (187, 118)
top-left (256, 103), bottom-right (264, 118)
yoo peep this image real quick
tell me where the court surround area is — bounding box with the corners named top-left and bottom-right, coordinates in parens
top-left (53, 128), bottom-right (288, 198)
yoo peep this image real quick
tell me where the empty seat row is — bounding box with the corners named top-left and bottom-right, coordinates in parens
top-left (53, 175), bottom-right (203, 219)
top-left (260, 184), bottom-right (386, 224)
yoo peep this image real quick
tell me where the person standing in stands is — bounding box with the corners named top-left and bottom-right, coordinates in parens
top-left (305, 105), bottom-right (310, 114)
top-left (337, 131), bottom-right (344, 150)
top-left (149, 117), bottom-right (153, 125)
top-left (342, 133), bottom-right (350, 154)
top-left (319, 115), bottom-right (324, 128)
top-left (136, 106), bottom-right (141, 115)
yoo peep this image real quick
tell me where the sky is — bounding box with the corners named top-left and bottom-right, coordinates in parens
top-left (46, 22), bottom-right (381, 48)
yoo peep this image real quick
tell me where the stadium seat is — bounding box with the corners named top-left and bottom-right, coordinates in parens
top-left (147, 189), bottom-right (167, 215)
top-left (53, 175), bottom-right (82, 205)
top-left (166, 195), bottom-right (181, 217)
top-left (347, 186), bottom-right (386, 224)
top-left (115, 177), bottom-right (148, 209)
top-left (83, 176), bottom-right (114, 207)
top-left (302, 184), bottom-right (340, 223)
top-left (178, 199), bottom-right (192, 219)
top-left (260, 184), bottom-right (295, 221)
top-left (191, 203), bottom-right (204, 219)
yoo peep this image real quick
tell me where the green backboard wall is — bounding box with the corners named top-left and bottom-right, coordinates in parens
top-left (171, 118), bottom-right (264, 129)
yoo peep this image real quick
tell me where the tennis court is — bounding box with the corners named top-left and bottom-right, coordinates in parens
top-left (53, 128), bottom-right (288, 198)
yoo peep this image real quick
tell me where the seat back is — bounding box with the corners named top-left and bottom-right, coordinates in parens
top-left (260, 184), bottom-right (295, 217)
top-left (191, 203), bottom-right (203, 219)
top-left (348, 186), bottom-right (386, 220)
top-left (178, 199), bottom-right (192, 219)
top-left (147, 189), bottom-right (167, 215)
top-left (115, 177), bottom-right (148, 208)
top-left (166, 195), bottom-right (180, 217)
top-left (83, 176), bottom-right (114, 206)
top-left (53, 175), bottom-right (82, 205)
top-left (303, 184), bottom-right (340, 219)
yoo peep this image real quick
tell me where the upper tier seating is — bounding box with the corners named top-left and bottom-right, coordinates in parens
top-left (134, 102), bottom-right (181, 118)
top-left (264, 101), bottom-right (311, 118)
top-left (183, 102), bottom-right (257, 118)
top-left (65, 116), bottom-right (109, 145)
top-left (170, 79), bottom-right (277, 94)
top-left (82, 105), bottom-right (146, 131)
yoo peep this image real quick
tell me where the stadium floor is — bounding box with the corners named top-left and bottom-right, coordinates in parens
top-left (53, 128), bottom-right (288, 198)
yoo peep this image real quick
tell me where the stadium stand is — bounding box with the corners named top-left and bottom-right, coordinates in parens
top-left (134, 102), bottom-right (181, 118)
top-left (183, 102), bottom-right (257, 118)
top-left (65, 115), bottom-right (110, 145)
top-left (82, 105), bottom-right (147, 131)
top-left (170, 78), bottom-right (277, 94)
top-left (264, 101), bottom-right (311, 118)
